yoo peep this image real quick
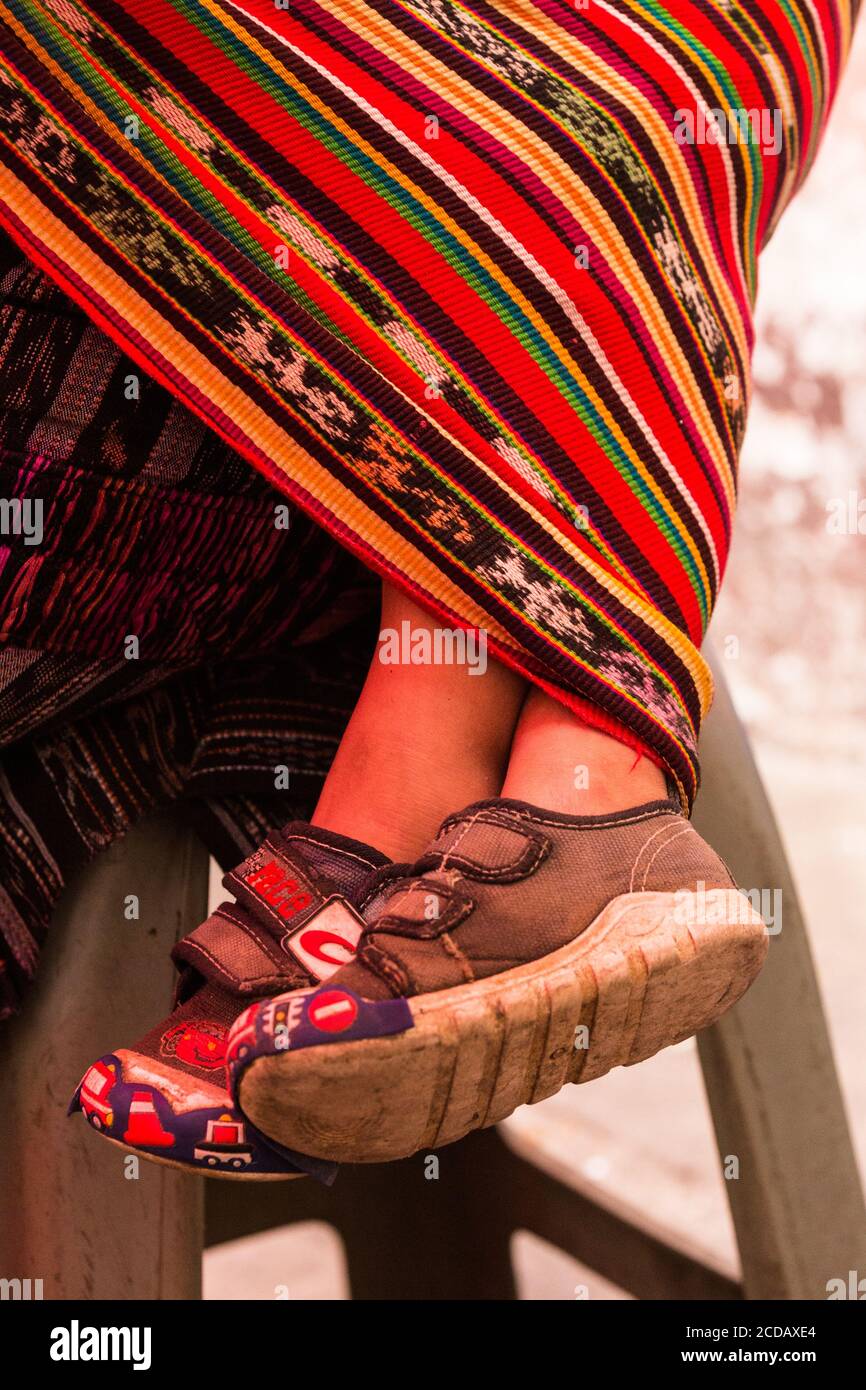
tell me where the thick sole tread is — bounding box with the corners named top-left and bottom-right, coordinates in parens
top-left (239, 889), bottom-right (767, 1163)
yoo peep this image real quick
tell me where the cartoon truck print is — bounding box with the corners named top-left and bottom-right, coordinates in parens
top-left (194, 1114), bottom-right (254, 1169)
top-left (79, 1059), bottom-right (118, 1130)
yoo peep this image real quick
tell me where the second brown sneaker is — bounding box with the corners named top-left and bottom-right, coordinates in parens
top-left (226, 797), bottom-right (768, 1163)
top-left (70, 824), bottom-right (389, 1180)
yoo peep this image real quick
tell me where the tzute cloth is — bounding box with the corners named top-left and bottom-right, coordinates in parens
top-left (0, 0), bottom-right (857, 808)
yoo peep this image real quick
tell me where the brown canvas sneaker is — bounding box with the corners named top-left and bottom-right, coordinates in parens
top-left (227, 796), bottom-right (768, 1163)
top-left (69, 825), bottom-right (388, 1181)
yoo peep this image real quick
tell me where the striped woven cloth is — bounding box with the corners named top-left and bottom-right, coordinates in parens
top-left (0, 0), bottom-right (857, 805)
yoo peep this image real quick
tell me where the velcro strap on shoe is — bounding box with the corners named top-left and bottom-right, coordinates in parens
top-left (172, 903), bottom-right (301, 996)
top-left (174, 895), bottom-right (366, 992)
top-left (225, 837), bottom-right (322, 930)
top-left (372, 872), bottom-right (474, 939)
top-left (421, 811), bottom-right (550, 881)
top-left (225, 839), bottom-right (366, 977)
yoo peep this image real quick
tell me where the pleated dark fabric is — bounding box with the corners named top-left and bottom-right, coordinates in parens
top-left (0, 230), bottom-right (378, 1017)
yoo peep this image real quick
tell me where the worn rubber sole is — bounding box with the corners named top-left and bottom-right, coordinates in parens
top-left (238, 888), bottom-right (768, 1164)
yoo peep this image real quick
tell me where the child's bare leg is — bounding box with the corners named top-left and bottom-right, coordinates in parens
top-left (314, 583), bottom-right (668, 860)
top-left (312, 582), bottom-right (524, 859)
top-left (500, 686), bottom-right (668, 815)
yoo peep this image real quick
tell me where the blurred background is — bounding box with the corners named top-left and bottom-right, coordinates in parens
top-left (205, 29), bottom-right (866, 1299)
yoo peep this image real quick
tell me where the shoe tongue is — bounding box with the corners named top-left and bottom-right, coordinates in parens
top-left (278, 824), bottom-right (390, 903)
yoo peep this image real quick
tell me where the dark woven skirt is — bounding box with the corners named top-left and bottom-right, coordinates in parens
top-left (0, 229), bottom-right (378, 1017)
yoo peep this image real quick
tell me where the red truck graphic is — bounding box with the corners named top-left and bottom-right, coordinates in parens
top-left (193, 1114), bottom-right (253, 1169)
top-left (79, 1059), bottom-right (118, 1130)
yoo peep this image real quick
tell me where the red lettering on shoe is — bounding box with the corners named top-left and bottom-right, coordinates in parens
top-left (245, 860), bottom-right (313, 920)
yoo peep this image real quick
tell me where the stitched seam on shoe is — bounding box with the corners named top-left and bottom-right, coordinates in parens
top-left (441, 806), bottom-right (681, 835)
top-left (639, 826), bottom-right (694, 891)
top-left (628, 821), bottom-right (688, 893)
top-left (185, 910), bottom-right (285, 967)
top-left (421, 831), bottom-right (550, 883)
top-left (358, 883), bottom-right (384, 914)
top-left (439, 808), bottom-right (484, 872)
top-left (181, 935), bottom-right (292, 990)
top-left (283, 833), bottom-right (381, 873)
top-left (358, 939), bottom-right (411, 996)
top-left (522, 807), bottom-right (681, 831)
top-left (439, 807), bottom-right (521, 839)
top-left (357, 865), bottom-right (415, 914)
top-left (373, 876), bottom-right (475, 938)
top-left (440, 931), bottom-right (475, 983)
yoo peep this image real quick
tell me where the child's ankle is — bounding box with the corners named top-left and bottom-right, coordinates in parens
top-left (500, 689), bottom-right (669, 816)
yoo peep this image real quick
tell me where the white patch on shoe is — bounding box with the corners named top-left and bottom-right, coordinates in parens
top-left (116, 1051), bottom-right (227, 1113)
top-left (282, 898), bottom-right (364, 980)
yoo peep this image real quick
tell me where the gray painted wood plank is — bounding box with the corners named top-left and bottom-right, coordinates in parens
top-left (0, 815), bottom-right (209, 1300)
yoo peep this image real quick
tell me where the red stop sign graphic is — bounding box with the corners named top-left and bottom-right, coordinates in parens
top-left (308, 990), bottom-right (358, 1033)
